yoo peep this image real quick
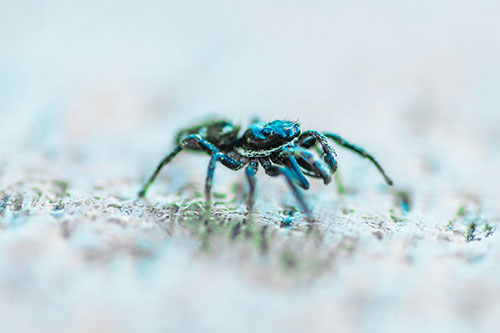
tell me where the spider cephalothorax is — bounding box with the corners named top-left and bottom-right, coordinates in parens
top-left (138, 118), bottom-right (393, 221)
top-left (237, 120), bottom-right (301, 156)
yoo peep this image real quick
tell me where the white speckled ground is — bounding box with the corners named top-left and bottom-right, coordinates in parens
top-left (2, 1), bottom-right (500, 332)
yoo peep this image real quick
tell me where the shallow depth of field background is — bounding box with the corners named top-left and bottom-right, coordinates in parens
top-left (1, 1), bottom-right (500, 332)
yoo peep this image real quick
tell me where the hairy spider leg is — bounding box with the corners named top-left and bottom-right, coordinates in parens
top-left (273, 150), bottom-right (310, 190)
top-left (322, 132), bottom-right (393, 186)
top-left (138, 146), bottom-right (182, 198)
top-left (205, 152), bottom-right (245, 209)
top-left (299, 136), bottom-right (316, 149)
top-left (298, 131), bottom-right (338, 175)
top-left (245, 160), bottom-right (259, 216)
top-left (279, 146), bottom-right (331, 185)
top-left (138, 134), bottom-right (228, 198)
top-left (260, 158), bottom-right (313, 222)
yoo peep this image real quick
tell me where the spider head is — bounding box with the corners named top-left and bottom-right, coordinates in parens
top-left (238, 120), bottom-right (301, 155)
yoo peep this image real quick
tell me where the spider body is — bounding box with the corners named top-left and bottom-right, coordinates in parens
top-left (139, 118), bottom-right (393, 221)
top-left (174, 119), bottom-right (240, 151)
top-left (237, 120), bottom-right (301, 156)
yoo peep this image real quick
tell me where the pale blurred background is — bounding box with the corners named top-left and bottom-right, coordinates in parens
top-left (2, 0), bottom-right (499, 181)
top-left (1, 1), bottom-right (500, 332)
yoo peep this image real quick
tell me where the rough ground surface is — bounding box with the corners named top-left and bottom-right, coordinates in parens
top-left (2, 1), bottom-right (500, 332)
top-left (1, 115), bottom-right (499, 332)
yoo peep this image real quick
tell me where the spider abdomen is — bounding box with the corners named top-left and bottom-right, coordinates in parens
top-left (174, 119), bottom-right (240, 151)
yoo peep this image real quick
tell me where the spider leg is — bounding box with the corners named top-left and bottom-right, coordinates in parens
top-left (273, 150), bottom-right (310, 190)
top-left (299, 136), bottom-right (316, 149)
top-left (260, 158), bottom-right (313, 221)
top-left (298, 131), bottom-right (338, 174)
top-left (245, 160), bottom-right (259, 216)
top-left (322, 132), bottom-right (393, 186)
top-left (205, 152), bottom-right (245, 209)
top-left (138, 146), bottom-right (182, 198)
top-left (280, 146), bottom-right (331, 185)
top-left (138, 134), bottom-right (220, 198)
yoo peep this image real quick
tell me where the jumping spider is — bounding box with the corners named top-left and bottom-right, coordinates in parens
top-left (138, 119), bottom-right (393, 220)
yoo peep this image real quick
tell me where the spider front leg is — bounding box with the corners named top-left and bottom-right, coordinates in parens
top-left (322, 132), bottom-right (393, 186)
top-left (205, 152), bottom-right (245, 210)
top-left (138, 134), bottom-right (218, 198)
top-left (260, 158), bottom-right (314, 222)
top-left (273, 150), bottom-right (310, 190)
top-left (298, 131), bottom-right (338, 175)
top-left (279, 146), bottom-right (331, 185)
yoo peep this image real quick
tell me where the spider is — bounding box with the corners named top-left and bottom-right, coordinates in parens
top-left (138, 118), bottom-right (393, 220)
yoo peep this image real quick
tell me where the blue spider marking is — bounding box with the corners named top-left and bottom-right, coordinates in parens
top-left (249, 120), bottom-right (300, 141)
